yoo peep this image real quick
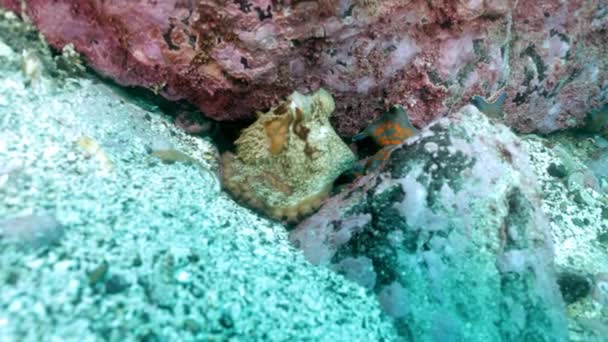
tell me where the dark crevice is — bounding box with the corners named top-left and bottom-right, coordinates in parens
top-left (254, 6), bottom-right (273, 21)
top-left (520, 44), bottom-right (546, 81)
top-left (234, 0), bottom-right (253, 13)
top-left (162, 25), bottom-right (180, 51)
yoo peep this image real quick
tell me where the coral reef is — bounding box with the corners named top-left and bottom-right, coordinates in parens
top-left (0, 1), bottom-right (606, 136)
top-left (222, 88), bottom-right (355, 221)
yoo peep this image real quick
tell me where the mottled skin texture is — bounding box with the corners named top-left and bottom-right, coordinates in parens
top-left (351, 106), bottom-right (417, 175)
top-left (353, 106), bottom-right (417, 146)
top-left (1, 0), bottom-right (606, 136)
top-left (221, 89), bottom-right (355, 222)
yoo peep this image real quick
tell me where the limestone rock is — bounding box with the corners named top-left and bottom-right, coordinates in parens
top-left (291, 105), bottom-right (569, 340)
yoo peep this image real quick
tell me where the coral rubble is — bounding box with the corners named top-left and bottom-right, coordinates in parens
top-left (222, 88), bottom-right (355, 221)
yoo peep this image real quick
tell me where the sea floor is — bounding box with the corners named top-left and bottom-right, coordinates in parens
top-left (0, 11), bottom-right (397, 341)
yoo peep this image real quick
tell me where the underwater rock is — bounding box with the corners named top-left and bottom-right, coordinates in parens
top-left (290, 105), bottom-right (569, 340)
top-left (584, 103), bottom-right (608, 134)
top-left (0, 212), bottom-right (64, 250)
top-left (592, 273), bottom-right (608, 306)
top-left (87, 260), bottom-right (109, 286)
top-left (556, 271), bottom-right (591, 304)
top-left (587, 148), bottom-right (608, 180)
top-left (1, 1), bottom-right (606, 136)
top-left (331, 256), bottom-right (377, 291)
top-left (103, 274), bottom-right (130, 294)
top-left (222, 88), bottom-right (355, 222)
top-left (547, 162), bottom-right (568, 178)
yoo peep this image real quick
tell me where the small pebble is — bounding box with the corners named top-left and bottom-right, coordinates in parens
top-left (132, 255), bottom-right (143, 267)
top-left (592, 273), bottom-right (608, 305)
top-left (0, 212), bottom-right (64, 250)
top-left (150, 149), bottom-right (195, 165)
top-left (5, 271), bottom-right (19, 285)
top-left (547, 162), bottom-right (567, 178)
top-left (54, 260), bottom-right (74, 272)
top-left (567, 171), bottom-right (585, 190)
top-left (557, 271), bottom-right (591, 304)
top-left (88, 260), bottom-right (109, 286)
top-left (597, 231), bottom-right (608, 245)
top-left (183, 318), bottom-right (201, 333)
top-left (219, 312), bottom-right (234, 328)
top-left (176, 270), bottom-right (190, 284)
top-left (148, 139), bottom-right (173, 153)
top-left (105, 274), bottom-right (130, 294)
top-left (572, 191), bottom-right (586, 205)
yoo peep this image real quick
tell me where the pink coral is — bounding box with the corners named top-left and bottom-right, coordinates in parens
top-left (1, 0), bottom-right (606, 135)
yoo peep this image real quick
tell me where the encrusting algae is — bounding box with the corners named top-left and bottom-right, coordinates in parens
top-left (221, 88), bottom-right (356, 222)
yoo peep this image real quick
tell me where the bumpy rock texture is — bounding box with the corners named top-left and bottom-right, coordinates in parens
top-left (0, 1), bottom-right (606, 136)
top-left (290, 105), bottom-right (569, 340)
top-left (222, 88), bottom-right (355, 221)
